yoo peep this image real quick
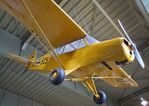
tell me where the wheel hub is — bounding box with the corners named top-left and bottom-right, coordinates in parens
top-left (52, 72), bottom-right (58, 79)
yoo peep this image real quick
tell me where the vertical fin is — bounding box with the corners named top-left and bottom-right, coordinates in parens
top-left (28, 51), bottom-right (36, 62)
top-left (23, 51), bottom-right (36, 74)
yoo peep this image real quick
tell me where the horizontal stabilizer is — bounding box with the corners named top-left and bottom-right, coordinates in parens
top-left (0, 52), bottom-right (29, 65)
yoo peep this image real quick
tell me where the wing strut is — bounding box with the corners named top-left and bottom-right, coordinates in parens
top-left (22, 0), bottom-right (64, 68)
top-left (83, 37), bottom-right (89, 46)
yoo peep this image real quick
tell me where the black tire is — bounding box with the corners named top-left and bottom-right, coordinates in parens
top-left (93, 91), bottom-right (106, 105)
top-left (49, 68), bottom-right (65, 85)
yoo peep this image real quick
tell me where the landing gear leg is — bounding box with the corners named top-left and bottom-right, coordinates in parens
top-left (83, 77), bottom-right (106, 105)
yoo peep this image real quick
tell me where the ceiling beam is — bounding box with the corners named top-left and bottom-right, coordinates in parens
top-left (0, 28), bottom-right (21, 55)
top-left (92, 0), bottom-right (124, 37)
top-left (135, 0), bottom-right (149, 24)
top-left (54, 0), bottom-right (63, 4)
top-left (20, 33), bottom-right (35, 56)
top-left (138, 39), bottom-right (149, 52)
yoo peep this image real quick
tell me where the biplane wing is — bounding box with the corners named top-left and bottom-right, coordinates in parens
top-left (0, 0), bottom-right (87, 48)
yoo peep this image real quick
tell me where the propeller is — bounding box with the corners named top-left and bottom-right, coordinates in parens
top-left (118, 19), bottom-right (145, 69)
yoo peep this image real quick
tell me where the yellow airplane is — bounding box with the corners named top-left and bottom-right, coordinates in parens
top-left (0, 0), bottom-right (145, 105)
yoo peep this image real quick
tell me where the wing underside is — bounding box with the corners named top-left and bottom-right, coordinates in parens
top-left (0, 0), bottom-right (87, 48)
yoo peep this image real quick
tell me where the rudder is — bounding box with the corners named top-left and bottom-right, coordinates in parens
top-left (28, 51), bottom-right (36, 62)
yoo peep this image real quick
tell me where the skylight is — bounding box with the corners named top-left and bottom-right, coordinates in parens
top-left (141, 0), bottom-right (149, 14)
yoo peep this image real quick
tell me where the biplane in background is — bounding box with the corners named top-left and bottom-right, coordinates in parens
top-left (0, 0), bottom-right (145, 105)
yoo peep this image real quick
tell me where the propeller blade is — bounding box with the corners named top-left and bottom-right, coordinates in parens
top-left (118, 19), bottom-right (145, 69)
top-left (133, 45), bottom-right (145, 68)
top-left (118, 20), bottom-right (133, 44)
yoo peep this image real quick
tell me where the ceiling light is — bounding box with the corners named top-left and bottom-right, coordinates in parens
top-left (141, 97), bottom-right (148, 106)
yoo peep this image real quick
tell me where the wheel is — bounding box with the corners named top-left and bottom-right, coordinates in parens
top-left (49, 68), bottom-right (65, 85)
top-left (93, 91), bottom-right (106, 105)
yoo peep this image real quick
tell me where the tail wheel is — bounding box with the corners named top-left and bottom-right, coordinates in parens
top-left (49, 68), bottom-right (65, 85)
top-left (93, 91), bottom-right (106, 105)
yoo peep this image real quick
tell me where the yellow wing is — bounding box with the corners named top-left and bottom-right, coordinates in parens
top-left (0, 0), bottom-right (87, 48)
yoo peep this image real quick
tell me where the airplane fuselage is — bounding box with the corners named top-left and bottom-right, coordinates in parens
top-left (29, 37), bottom-right (134, 77)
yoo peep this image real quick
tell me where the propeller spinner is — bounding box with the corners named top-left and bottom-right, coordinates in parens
top-left (118, 19), bottom-right (145, 69)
